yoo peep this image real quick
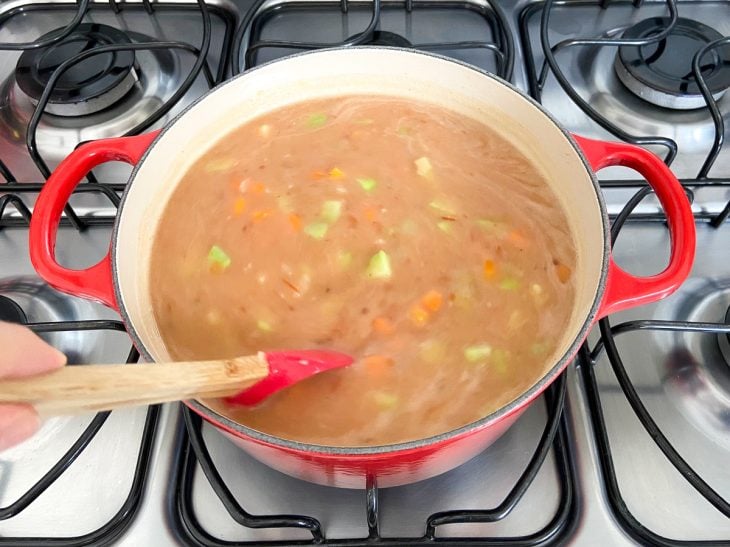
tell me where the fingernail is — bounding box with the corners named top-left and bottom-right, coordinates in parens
top-left (51, 347), bottom-right (67, 367)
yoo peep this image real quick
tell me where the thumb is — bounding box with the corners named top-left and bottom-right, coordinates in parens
top-left (0, 322), bottom-right (67, 379)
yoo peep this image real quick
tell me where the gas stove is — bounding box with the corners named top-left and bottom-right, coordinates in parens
top-left (0, 0), bottom-right (728, 545)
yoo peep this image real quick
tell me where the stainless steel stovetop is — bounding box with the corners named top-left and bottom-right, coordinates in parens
top-left (0, 0), bottom-right (728, 545)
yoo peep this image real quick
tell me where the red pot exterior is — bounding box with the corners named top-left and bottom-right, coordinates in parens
top-left (203, 401), bottom-right (525, 488)
top-left (28, 48), bottom-right (696, 489)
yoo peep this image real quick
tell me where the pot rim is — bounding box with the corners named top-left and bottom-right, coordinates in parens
top-left (111, 46), bottom-right (610, 456)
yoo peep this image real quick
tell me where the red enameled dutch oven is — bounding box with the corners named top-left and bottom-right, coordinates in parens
top-left (28, 48), bottom-right (696, 488)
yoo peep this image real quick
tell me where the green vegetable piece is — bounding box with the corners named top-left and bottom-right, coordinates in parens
top-left (373, 391), bottom-right (399, 410)
top-left (357, 177), bottom-right (377, 192)
top-left (306, 113), bottom-right (328, 128)
top-left (337, 250), bottom-right (353, 268)
top-left (207, 245), bottom-right (231, 270)
top-left (321, 200), bottom-right (343, 223)
top-left (304, 222), bottom-right (329, 240)
top-left (397, 125), bottom-right (412, 136)
top-left (415, 156), bottom-right (433, 178)
top-left (530, 342), bottom-right (548, 356)
top-left (477, 219), bottom-right (508, 236)
top-left (429, 199), bottom-right (457, 215)
top-left (256, 319), bottom-right (273, 332)
top-left (277, 195), bottom-right (294, 213)
top-left (493, 349), bottom-right (510, 375)
top-left (499, 276), bottom-right (520, 291)
top-left (437, 221), bottom-right (453, 234)
top-left (464, 343), bottom-right (492, 363)
top-left (419, 339), bottom-right (447, 365)
top-left (205, 157), bottom-right (237, 173)
top-left (366, 250), bottom-right (392, 279)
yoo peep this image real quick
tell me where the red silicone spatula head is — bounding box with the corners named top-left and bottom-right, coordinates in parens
top-left (227, 349), bottom-right (354, 406)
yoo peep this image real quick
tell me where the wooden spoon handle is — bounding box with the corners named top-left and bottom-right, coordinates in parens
top-left (0, 355), bottom-right (269, 416)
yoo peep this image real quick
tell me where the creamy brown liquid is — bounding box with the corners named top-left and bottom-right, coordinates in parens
top-left (150, 95), bottom-right (576, 447)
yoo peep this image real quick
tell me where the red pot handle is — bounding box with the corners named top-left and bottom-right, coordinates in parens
top-left (29, 131), bottom-right (160, 310)
top-left (572, 135), bottom-right (695, 319)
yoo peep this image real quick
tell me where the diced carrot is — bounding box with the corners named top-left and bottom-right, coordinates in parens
top-left (329, 167), bottom-right (345, 180)
top-left (507, 230), bottom-right (530, 249)
top-left (251, 182), bottom-right (266, 194)
top-left (363, 355), bottom-right (394, 378)
top-left (372, 316), bottom-right (395, 335)
top-left (288, 213), bottom-right (302, 231)
top-left (364, 207), bottom-right (378, 222)
top-left (408, 305), bottom-right (429, 327)
top-left (233, 197), bottom-right (246, 216)
top-left (310, 170), bottom-right (327, 180)
top-left (555, 262), bottom-right (572, 283)
top-left (252, 209), bottom-right (271, 221)
top-left (421, 290), bottom-right (443, 312)
top-left (483, 259), bottom-right (497, 280)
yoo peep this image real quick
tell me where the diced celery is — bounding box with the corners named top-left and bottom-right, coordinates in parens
top-left (464, 343), bottom-right (492, 363)
top-left (205, 157), bottom-right (237, 173)
top-left (493, 349), bottom-right (510, 375)
top-left (306, 113), bottom-right (328, 128)
top-left (373, 391), bottom-right (399, 410)
top-left (365, 250), bottom-right (392, 279)
top-left (321, 200), bottom-right (343, 223)
top-left (476, 219), bottom-right (508, 237)
top-left (530, 342), bottom-right (548, 356)
top-left (429, 199), bottom-right (457, 215)
top-left (207, 245), bottom-right (231, 270)
top-left (304, 222), bottom-right (329, 240)
top-left (277, 195), bottom-right (294, 213)
top-left (256, 319), bottom-right (273, 332)
top-left (499, 276), bottom-right (519, 291)
top-left (437, 221), bottom-right (453, 234)
top-left (357, 177), bottom-right (377, 192)
top-left (337, 250), bottom-right (353, 268)
top-left (419, 339), bottom-right (447, 365)
top-left (414, 156), bottom-right (433, 178)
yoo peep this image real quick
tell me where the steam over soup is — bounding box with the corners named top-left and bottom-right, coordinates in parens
top-left (150, 95), bottom-right (577, 447)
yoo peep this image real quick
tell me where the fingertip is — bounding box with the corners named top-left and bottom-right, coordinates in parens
top-left (0, 404), bottom-right (40, 452)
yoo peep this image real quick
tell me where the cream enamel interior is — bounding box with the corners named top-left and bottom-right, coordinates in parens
top-left (115, 48), bottom-right (605, 403)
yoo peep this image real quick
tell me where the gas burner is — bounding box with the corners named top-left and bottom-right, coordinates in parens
top-left (15, 23), bottom-right (138, 117)
top-left (659, 280), bottom-right (730, 449)
top-left (614, 17), bottom-right (730, 110)
top-left (365, 31), bottom-right (411, 48)
top-left (0, 277), bottom-right (110, 364)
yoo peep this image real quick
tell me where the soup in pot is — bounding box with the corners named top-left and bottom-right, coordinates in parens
top-left (150, 95), bottom-right (577, 447)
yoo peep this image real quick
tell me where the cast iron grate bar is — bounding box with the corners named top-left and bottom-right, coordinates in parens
top-left (231, 0), bottom-right (514, 81)
top-left (0, 320), bottom-right (160, 547)
top-left (0, 0), bottom-right (234, 230)
top-left (170, 373), bottom-right (576, 545)
top-left (576, 183), bottom-right (730, 544)
top-left (518, 0), bottom-right (730, 227)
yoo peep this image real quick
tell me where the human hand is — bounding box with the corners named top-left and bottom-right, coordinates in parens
top-left (0, 321), bottom-right (66, 451)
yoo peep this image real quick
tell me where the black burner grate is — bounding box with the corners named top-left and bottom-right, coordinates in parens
top-left (171, 375), bottom-right (578, 546)
top-left (520, 0), bottom-right (730, 227)
top-left (522, 0), bottom-right (730, 543)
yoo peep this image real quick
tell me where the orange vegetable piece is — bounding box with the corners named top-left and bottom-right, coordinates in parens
top-left (364, 207), bottom-right (379, 222)
top-left (555, 262), bottom-right (572, 283)
top-left (288, 213), bottom-right (302, 231)
top-left (252, 209), bottom-right (271, 221)
top-left (408, 305), bottom-right (429, 327)
top-left (251, 182), bottom-right (266, 194)
top-left (363, 355), bottom-right (394, 377)
top-left (329, 167), bottom-right (345, 180)
top-left (372, 317), bottom-right (395, 335)
top-left (233, 197), bottom-right (246, 216)
top-left (507, 230), bottom-right (530, 250)
top-left (421, 290), bottom-right (443, 312)
top-left (310, 170), bottom-right (327, 180)
top-left (483, 259), bottom-right (497, 280)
